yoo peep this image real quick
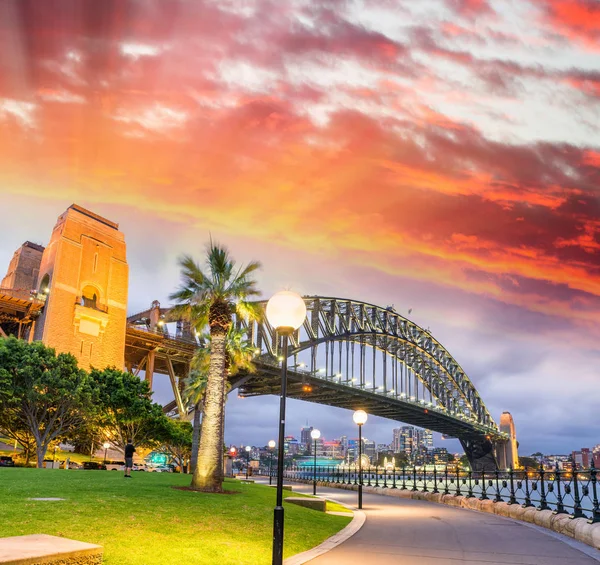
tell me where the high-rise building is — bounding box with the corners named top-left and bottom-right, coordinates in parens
top-left (393, 426), bottom-right (434, 461)
top-left (300, 426), bottom-right (313, 452)
top-left (593, 445), bottom-right (600, 467)
top-left (284, 436), bottom-right (300, 455)
top-left (364, 439), bottom-right (376, 462)
top-left (572, 448), bottom-right (591, 469)
top-left (422, 429), bottom-right (433, 449)
top-left (392, 428), bottom-right (402, 452)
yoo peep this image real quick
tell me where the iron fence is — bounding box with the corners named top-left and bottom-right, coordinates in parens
top-left (273, 463), bottom-right (600, 522)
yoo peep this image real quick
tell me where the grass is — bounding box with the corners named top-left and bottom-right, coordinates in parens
top-left (0, 469), bottom-right (351, 565)
top-left (326, 500), bottom-right (352, 514)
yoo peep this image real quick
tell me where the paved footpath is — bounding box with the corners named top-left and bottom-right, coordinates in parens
top-left (279, 481), bottom-right (600, 565)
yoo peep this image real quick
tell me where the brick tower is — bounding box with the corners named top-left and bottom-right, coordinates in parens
top-left (33, 205), bottom-right (128, 370)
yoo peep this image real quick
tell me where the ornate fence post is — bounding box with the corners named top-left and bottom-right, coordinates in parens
top-left (589, 460), bottom-right (600, 524)
top-left (383, 467), bottom-right (388, 488)
top-left (455, 467), bottom-right (462, 496)
top-left (375, 465), bottom-right (380, 488)
top-left (422, 467), bottom-right (429, 493)
top-left (367, 466), bottom-right (372, 487)
top-left (480, 469), bottom-right (489, 500)
top-left (538, 465), bottom-right (549, 511)
top-left (354, 465), bottom-right (358, 486)
top-left (402, 465), bottom-right (407, 490)
top-left (523, 467), bottom-right (532, 507)
top-left (433, 466), bottom-right (439, 494)
top-left (444, 466), bottom-right (450, 496)
top-left (412, 466), bottom-right (418, 491)
top-left (571, 466), bottom-right (584, 519)
top-left (494, 468), bottom-right (502, 503)
top-left (467, 469), bottom-right (474, 498)
top-left (554, 463), bottom-right (567, 514)
top-left (392, 465), bottom-right (397, 489)
top-left (508, 467), bottom-right (516, 505)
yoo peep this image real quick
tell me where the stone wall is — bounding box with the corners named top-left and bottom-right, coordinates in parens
top-left (1, 241), bottom-right (44, 291)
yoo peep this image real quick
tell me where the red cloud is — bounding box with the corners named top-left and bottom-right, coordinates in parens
top-left (539, 0), bottom-right (600, 49)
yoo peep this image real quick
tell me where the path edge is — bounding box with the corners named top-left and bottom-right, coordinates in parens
top-left (283, 503), bottom-right (366, 565)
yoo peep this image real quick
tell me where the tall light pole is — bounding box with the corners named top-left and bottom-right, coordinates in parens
top-left (311, 429), bottom-right (321, 495)
top-left (266, 290), bottom-right (307, 565)
top-left (268, 440), bottom-right (276, 485)
top-left (353, 410), bottom-right (368, 509)
top-left (229, 446), bottom-right (237, 477)
top-left (245, 445), bottom-right (252, 479)
top-left (103, 442), bottom-right (110, 466)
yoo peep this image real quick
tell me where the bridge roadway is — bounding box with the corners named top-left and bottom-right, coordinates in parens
top-left (270, 480), bottom-right (600, 565)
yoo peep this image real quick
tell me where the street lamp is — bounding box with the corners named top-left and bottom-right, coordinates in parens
top-left (311, 429), bottom-right (321, 495)
top-left (245, 445), bottom-right (252, 479)
top-left (103, 442), bottom-right (110, 466)
top-left (353, 409), bottom-right (368, 509)
top-left (266, 290), bottom-right (307, 565)
top-left (229, 446), bottom-right (237, 477)
top-left (268, 440), bottom-right (276, 485)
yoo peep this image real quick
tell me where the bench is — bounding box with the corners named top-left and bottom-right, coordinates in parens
top-left (0, 534), bottom-right (103, 564)
top-left (268, 484), bottom-right (293, 491)
top-left (284, 497), bottom-right (326, 512)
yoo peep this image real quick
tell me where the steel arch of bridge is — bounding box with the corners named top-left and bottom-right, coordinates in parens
top-left (237, 296), bottom-right (504, 441)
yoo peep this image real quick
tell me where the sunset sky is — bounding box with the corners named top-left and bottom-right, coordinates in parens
top-left (1, 0), bottom-right (598, 455)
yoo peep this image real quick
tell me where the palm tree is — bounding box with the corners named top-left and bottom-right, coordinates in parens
top-left (184, 327), bottom-right (257, 474)
top-left (170, 241), bottom-right (261, 492)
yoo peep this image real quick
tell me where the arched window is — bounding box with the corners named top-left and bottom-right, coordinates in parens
top-left (39, 274), bottom-right (50, 300)
top-left (81, 285), bottom-right (100, 309)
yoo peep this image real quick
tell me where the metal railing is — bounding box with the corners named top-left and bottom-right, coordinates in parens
top-left (275, 463), bottom-right (600, 522)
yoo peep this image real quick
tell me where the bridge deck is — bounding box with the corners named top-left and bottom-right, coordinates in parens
top-left (238, 364), bottom-right (504, 441)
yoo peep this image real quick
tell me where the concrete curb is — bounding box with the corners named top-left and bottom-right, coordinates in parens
top-left (283, 499), bottom-right (366, 565)
top-left (285, 478), bottom-right (600, 552)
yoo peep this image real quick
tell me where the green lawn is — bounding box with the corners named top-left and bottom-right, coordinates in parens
top-left (1, 469), bottom-right (351, 564)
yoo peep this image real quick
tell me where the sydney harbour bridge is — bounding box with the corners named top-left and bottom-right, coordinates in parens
top-left (125, 296), bottom-right (516, 471)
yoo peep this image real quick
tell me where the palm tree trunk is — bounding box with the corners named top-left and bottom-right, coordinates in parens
top-left (190, 402), bottom-right (202, 473)
top-left (191, 330), bottom-right (226, 492)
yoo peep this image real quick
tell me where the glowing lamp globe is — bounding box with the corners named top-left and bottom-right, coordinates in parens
top-left (353, 410), bottom-right (368, 426)
top-left (103, 442), bottom-right (110, 449)
top-left (266, 291), bottom-right (306, 333)
top-left (245, 445), bottom-right (252, 452)
top-left (268, 440), bottom-right (276, 449)
top-left (310, 429), bottom-right (321, 440)
top-left (229, 446), bottom-right (237, 455)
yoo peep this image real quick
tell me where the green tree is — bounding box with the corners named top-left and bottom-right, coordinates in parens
top-left (519, 456), bottom-right (539, 469)
top-left (92, 367), bottom-right (167, 451)
top-left (160, 419), bottom-right (193, 472)
top-left (0, 337), bottom-right (95, 467)
top-left (459, 454), bottom-right (471, 469)
top-left (170, 242), bottom-right (261, 492)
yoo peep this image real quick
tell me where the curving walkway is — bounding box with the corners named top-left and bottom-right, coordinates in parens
top-left (280, 481), bottom-right (600, 565)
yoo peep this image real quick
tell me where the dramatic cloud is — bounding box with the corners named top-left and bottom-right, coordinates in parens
top-left (0, 0), bottom-right (598, 454)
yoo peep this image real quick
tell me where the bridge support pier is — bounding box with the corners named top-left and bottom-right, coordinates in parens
top-left (460, 437), bottom-right (497, 472)
top-left (496, 412), bottom-right (519, 470)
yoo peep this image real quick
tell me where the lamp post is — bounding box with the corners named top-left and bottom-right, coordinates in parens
top-left (229, 446), bottom-right (237, 477)
top-left (353, 410), bottom-right (368, 509)
top-left (311, 429), bottom-right (321, 495)
top-left (103, 442), bottom-right (110, 466)
top-left (245, 445), bottom-right (252, 479)
top-left (266, 290), bottom-right (307, 565)
top-left (268, 440), bottom-right (276, 485)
